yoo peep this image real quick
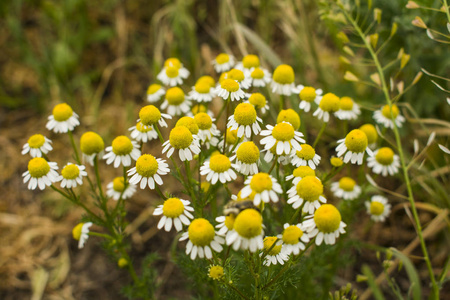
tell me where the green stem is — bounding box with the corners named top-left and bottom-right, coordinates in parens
top-left (312, 122), bottom-right (327, 148)
top-left (154, 125), bottom-right (165, 144)
top-left (279, 94), bottom-right (285, 111)
top-left (223, 98), bottom-right (230, 154)
top-left (94, 156), bottom-right (106, 200)
top-left (223, 280), bottom-right (249, 300)
top-left (67, 130), bottom-right (81, 164)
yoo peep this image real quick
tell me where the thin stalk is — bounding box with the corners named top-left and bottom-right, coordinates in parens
top-left (223, 98), bottom-right (230, 153)
top-left (312, 122), bottom-right (327, 148)
top-left (67, 130), bottom-right (81, 164)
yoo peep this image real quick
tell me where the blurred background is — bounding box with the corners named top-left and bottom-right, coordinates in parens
top-left (0, 0), bottom-right (449, 299)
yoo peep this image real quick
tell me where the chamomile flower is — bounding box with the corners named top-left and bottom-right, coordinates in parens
top-left (200, 154), bottom-right (237, 184)
top-left (146, 84), bottom-right (165, 103)
top-left (188, 103), bottom-right (214, 118)
top-left (103, 136), bottom-right (141, 168)
top-left (180, 218), bottom-right (224, 260)
top-left (211, 128), bottom-right (242, 152)
top-left (277, 109), bottom-right (301, 130)
top-left (285, 166), bottom-right (315, 185)
top-left (226, 209), bottom-right (264, 252)
top-left (157, 58), bottom-right (190, 86)
top-left (230, 141), bottom-right (260, 175)
top-left (227, 103), bottom-right (262, 138)
top-left (197, 75), bottom-right (216, 88)
top-left (367, 147), bottom-right (400, 176)
top-left (161, 87), bottom-right (191, 116)
top-left (262, 146), bottom-right (291, 165)
top-left (176, 116), bottom-right (199, 135)
top-left (139, 105), bottom-right (171, 128)
top-left (290, 144), bottom-right (321, 169)
top-left (127, 154), bottom-right (170, 189)
top-left (235, 54), bottom-right (260, 72)
top-left (212, 53), bottom-right (235, 73)
top-left (279, 223), bottom-right (310, 255)
top-left (80, 131), bottom-right (105, 166)
top-left (297, 86), bottom-right (323, 112)
top-left (303, 204), bottom-right (347, 246)
top-left (248, 93), bottom-right (269, 114)
top-left (57, 163), bottom-right (88, 188)
top-left (330, 177), bottom-right (361, 200)
top-left (227, 68), bottom-right (252, 90)
top-left (106, 177), bottom-right (136, 200)
top-left (194, 113), bottom-right (220, 143)
top-left (287, 175), bottom-right (326, 214)
top-left (261, 236), bottom-right (288, 266)
top-left (46, 103), bottom-right (80, 133)
top-left (23, 157), bottom-right (59, 190)
top-left (240, 172), bottom-right (283, 206)
top-left (215, 214), bottom-right (236, 240)
top-left (216, 79), bottom-right (246, 101)
top-left (188, 80), bottom-right (216, 103)
top-left (72, 222), bottom-right (93, 249)
top-left (162, 126), bottom-right (201, 161)
top-left (335, 96), bottom-right (361, 120)
top-left (248, 67), bottom-right (272, 88)
top-left (313, 93), bottom-right (340, 122)
top-left (335, 129), bottom-right (373, 165)
top-left (22, 134), bottom-right (53, 158)
top-left (271, 64), bottom-right (298, 96)
top-left (359, 124), bottom-right (378, 147)
top-left (373, 104), bottom-right (405, 129)
top-left (260, 122), bottom-right (305, 156)
top-left (129, 122), bottom-right (158, 143)
top-left (208, 265), bottom-right (224, 280)
top-left (153, 197), bottom-right (194, 232)
top-left (365, 195), bottom-right (391, 222)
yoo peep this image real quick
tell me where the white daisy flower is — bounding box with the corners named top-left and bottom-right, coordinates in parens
top-left (22, 134), bottom-right (53, 158)
top-left (335, 96), bottom-right (361, 120)
top-left (215, 214), bottom-right (236, 241)
top-left (279, 223), bottom-right (310, 256)
top-left (367, 147), bottom-right (400, 177)
top-left (226, 209), bottom-right (264, 252)
top-left (106, 177), bottom-right (136, 201)
top-left (162, 126), bottom-right (201, 161)
top-left (216, 79), bottom-right (246, 101)
top-left (80, 131), bottom-right (105, 166)
top-left (365, 195), bottom-right (391, 222)
top-left (226, 68), bottom-right (252, 90)
top-left (297, 85), bottom-right (323, 113)
top-left (227, 103), bottom-right (262, 138)
top-left (313, 93), bottom-right (340, 123)
top-left (234, 54), bottom-right (261, 73)
top-left (153, 197), bottom-right (194, 232)
top-left (72, 222), bottom-right (93, 249)
top-left (146, 84), bottom-right (165, 103)
top-left (187, 81), bottom-right (216, 103)
top-left (260, 122), bottom-right (305, 156)
top-left (248, 93), bottom-right (269, 114)
top-left (160, 87), bottom-right (191, 116)
top-left (193, 113), bottom-right (221, 143)
top-left (157, 58), bottom-right (189, 86)
top-left (129, 122), bottom-right (158, 143)
top-left (261, 236), bottom-right (289, 266)
top-left (335, 129), bottom-right (374, 165)
top-left (271, 64), bottom-right (299, 96)
top-left (290, 144), bottom-right (321, 169)
top-left (330, 177), bottom-right (361, 200)
top-left (46, 103), bottom-right (80, 133)
top-left (200, 154), bottom-right (237, 184)
top-left (359, 124), bottom-right (378, 148)
top-left (303, 204), bottom-right (347, 246)
top-left (23, 157), bottom-right (59, 190)
top-left (262, 147), bottom-right (291, 165)
top-left (287, 175), bottom-right (327, 214)
top-left (230, 141), bottom-right (260, 175)
top-left (127, 154), bottom-right (170, 189)
top-left (248, 67), bottom-right (272, 88)
top-left (103, 136), bottom-right (141, 168)
top-left (57, 163), bottom-right (88, 189)
top-left (179, 218), bottom-right (224, 260)
top-left (240, 172), bottom-right (282, 206)
top-left (373, 104), bottom-right (405, 129)
top-left (212, 53), bottom-right (235, 73)
top-left (285, 166), bottom-right (315, 185)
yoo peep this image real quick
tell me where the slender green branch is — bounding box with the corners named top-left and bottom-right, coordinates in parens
top-left (312, 122), bottom-right (327, 148)
top-left (68, 130), bottom-right (81, 164)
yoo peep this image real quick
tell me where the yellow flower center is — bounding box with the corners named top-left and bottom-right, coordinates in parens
top-left (282, 225), bottom-right (303, 245)
top-left (209, 266), bottom-right (225, 280)
top-left (139, 105), bottom-right (161, 126)
top-left (242, 54), bottom-right (260, 69)
top-left (314, 204), bottom-right (342, 233)
top-left (296, 144), bottom-right (315, 160)
top-left (234, 103), bottom-right (257, 126)
top-left (272, 122), bottom-right (295, 141)
top-left (250, 173), bottom-right (273, 193)
top-left (375, 147), bottom-right (394, 165)
top-left (72, 223), bottom-right (84, 241)
top-left (319, 93), bottom-right (340, 112)
top-left (296, 176), bottom-right (323, 202)
top-left (112, 177), bottom-right (125, 192)
top-left (166, 87), bottom-right (185, 105)
top-left (61, 164), bottom-right (80, 180)
top-left (277, 109), bottom-right (301, 130)
top-left (194, 113), bottom-right (213, 130)
top-left (188, 218), bottom-right (215, 246)
top-left (370, 201), bottom-right (385, 216)
top-left (228, 68), bottom-right (245, 82)
top-left (136, 154), bottom-right (159, 177)
top-left (299, 87), bottom-right (316, 102)
top-left (263, 236), bottom-right (282, 255)
top-left (381, 104), bottom-right (400, 119)
top-left (147, 84), bottom-right (162, 95)
top-left (52, 103), bottom-right (73, 122)
top-left (236, 141), bottom-right (260, 164)
top-left (292, 166), bottom-right (315, 178)
top-left (226, 129), bottom-right (239, 145)
top-left (80, 131), bottom-right (104, 155)
top-left (224, 215), bottom-right (235, 230)
top-left (359, 124), bottom-right (378, 145)
top-left (197, 76), bottom-right (215, 88)
top-left (135, 122), bottom-right (152, 133)
top-left (176, 116), bottom-right (199, 135)
top-left (162, 197), bottom-right (185, 218)
top-left (339, 96), bottom-right (354, 111)
top-left (215, 53), bottom-right (230, 64)
top-left (273, 64), bottom-right (294, 84)
top-left (28, 134), bottom-right (45, 148)
top-left (221, 79), bottom-right (240, 92)
top-left (112, 136), bottom-right (133, 155)
top-left (28, 157), bottom-right (50, 178)
top-left (248, 93), bottom-right (266, 109)
top-left (118, 258), bottom-right (128, 268)
top-left (164, 58), bottom-right (182, 69)
top-left (344, 129), bottom-right (368, 153)
top-left (165, 66), bottom-right (179, 78)
top-left (338, 177), bottom-right (356, 191)
top-left (191, 104), bottom-right (208, 115)
top-left (194, 81), bottom-right (211, 94)
top-left (330, 157), bottom-right (343, 167)
top-left (209, 154), bottom-right (231, 173)
top-left (169, 126), bottom-right (193, 149)
top-left (251, 67), bottom-right (265, 79)
top-left (234, 209), bottom-right (262, 238)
